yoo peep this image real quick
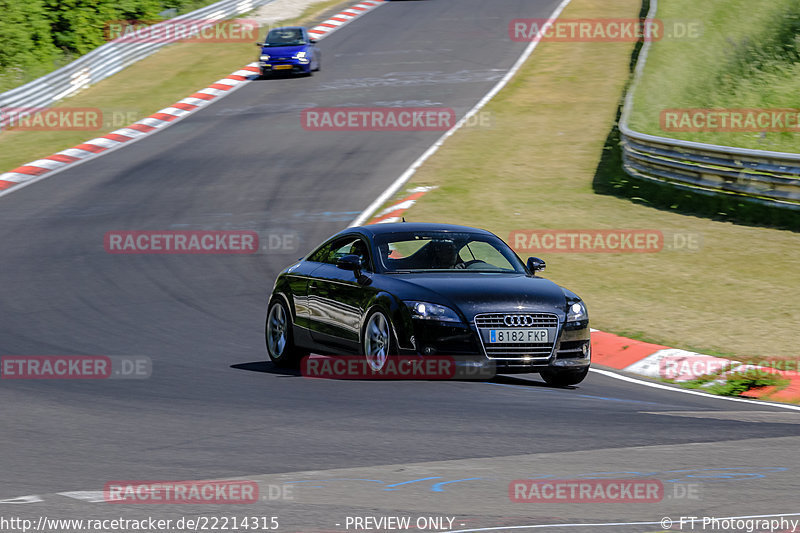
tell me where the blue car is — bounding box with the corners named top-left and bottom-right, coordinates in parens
top-left (256, 27), bottom-right (321, 77)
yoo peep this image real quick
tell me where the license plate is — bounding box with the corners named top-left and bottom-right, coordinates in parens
top-left (489, 329), bottom-right (548, 343)
top-left (273, 65), bottom-right (293, 70)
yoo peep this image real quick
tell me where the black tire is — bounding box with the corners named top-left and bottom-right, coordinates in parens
top-left (361, 309), bottom-right (396, 372)
top-left (265, 299), bottom-right (305, 368)
top-left (540, 366), bottom-right (589, 387)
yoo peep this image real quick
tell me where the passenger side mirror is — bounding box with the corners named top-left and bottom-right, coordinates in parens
top-left (255, 42), bottom-right (264, 47)
top-left (337, 254), bottom-right (362, 271)
top-left (527, 257), bottom-right (546, 273)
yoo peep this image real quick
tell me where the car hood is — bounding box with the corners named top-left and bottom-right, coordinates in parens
top-left (384, 272), bottom-right (569, 320)
top-left (261, 44), bottom-right (308, 56)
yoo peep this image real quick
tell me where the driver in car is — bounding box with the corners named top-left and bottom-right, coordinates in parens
top-left (430, 241), bottom-right (462, 269)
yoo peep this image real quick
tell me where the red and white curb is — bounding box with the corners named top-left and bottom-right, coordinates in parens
top-left (0, 0), bottom-right (387, 197)
top-left (590, 330), bottom-right (800, 402)
top-left (0, 65), bottom-right (260, 194)
top-left (368, 186), bottom-right (437, 224)
top-left (308, 0), bottom-right (384, 38)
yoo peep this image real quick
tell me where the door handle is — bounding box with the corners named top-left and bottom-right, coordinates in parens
top-left (309, 282), bottom-right (317, 290)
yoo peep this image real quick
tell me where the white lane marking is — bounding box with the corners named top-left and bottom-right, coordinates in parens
top-left (57, 491), bottom-right (106, 503)
top-left (178, 97), bottom-right (210, 106)
top-left (81, 137), bottom-right (122, 149)
top-left (350, 0), bottom-right (574, 226)
top-left (109, 127), bottom-right (149, 139)
top-left (17, 159), bottom-right (67, 170)
top-left (447, 512), bottom-right (800, 533)
top-left (590, 368), bottom-right (800, 412)
top-left (0, 173), bottom-right (29, 182)
top-left (57, 148), bottom-right (95, 158)
top-left (0, 495), bottom-right (43, 504)
top-left (135, 117), bottom-right (170, 128)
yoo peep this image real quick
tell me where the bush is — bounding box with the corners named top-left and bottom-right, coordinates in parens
top-left (0, 0), bottom-right (220, 92)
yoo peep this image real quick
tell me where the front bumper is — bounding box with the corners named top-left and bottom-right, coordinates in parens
top-left (260, 59), bottom-right (311, 74)
top-left (405, 316), bottom-right (591, 375)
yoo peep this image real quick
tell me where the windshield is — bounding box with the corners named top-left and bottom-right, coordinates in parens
top-left (375, 231), bottom-right (526, 273)
top-left (263, 28), bottom-right (308, 47)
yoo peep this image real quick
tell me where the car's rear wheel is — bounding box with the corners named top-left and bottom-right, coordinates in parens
top-left (363, 310), bottom-right (394, 372)
top-left (540, 366), bottom-right (589, 387)
top-left (266, 299), bottom-right (304, 368)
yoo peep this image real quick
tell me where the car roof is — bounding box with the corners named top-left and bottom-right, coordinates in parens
top-left (269, 26), bottom-right (306, 32)
top-left (349, 222), bottom-right (495, 238)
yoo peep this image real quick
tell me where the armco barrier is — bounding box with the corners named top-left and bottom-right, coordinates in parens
top-left (619, 0), bottom-right (800, 210)
top-left (0, 0), bottom-right (274, 121)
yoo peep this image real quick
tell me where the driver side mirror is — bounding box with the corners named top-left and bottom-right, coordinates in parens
top-left (309, 38), bottom-right (317, 44)
top-left (527, 257), bottom-right (546, 273)
top-left (336, 254), bottom-right (362, 272)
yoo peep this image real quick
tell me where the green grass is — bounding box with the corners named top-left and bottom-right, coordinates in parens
top-left (628, 0), bottom-right (800, 153)
top-left (680, 371), bottom-right (788, 397)
top-left (392, 0), bottom-right (800, 360)
top-left (0, 0), bottom-right (350, 174)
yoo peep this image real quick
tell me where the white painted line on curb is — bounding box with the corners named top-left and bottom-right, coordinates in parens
top-left (590, 368), bottom-right (800, 412)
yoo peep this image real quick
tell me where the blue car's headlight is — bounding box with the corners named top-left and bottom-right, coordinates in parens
top-left (566, 300), bottom-right (588, 322)
top-left (294, 51), bottom-right (309, 63)
top-left (404, 301), bottom-right (461, 323)
top-left (260, 54), bottom-right (270, 61)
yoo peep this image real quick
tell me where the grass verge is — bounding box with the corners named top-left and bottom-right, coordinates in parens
top-left (627, 0), bottom-right (800, 153)
top-left (0, 0), bottom-right (351, 174)
top-left (389, 0), bottom-right (800, 359)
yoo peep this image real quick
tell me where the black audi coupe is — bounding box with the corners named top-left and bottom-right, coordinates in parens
top-left (265, 223), bottom-right (591, 385)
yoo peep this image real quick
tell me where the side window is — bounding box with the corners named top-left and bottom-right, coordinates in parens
top-left (308, 237), bottom-right (371, 269)
top-left (307, 242), bottom-right (332, 263)
top-left (330, 238), bottom-right (371, 269)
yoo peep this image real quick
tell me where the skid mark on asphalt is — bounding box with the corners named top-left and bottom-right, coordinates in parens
top-left (318, 70), bottom-right (506, 90)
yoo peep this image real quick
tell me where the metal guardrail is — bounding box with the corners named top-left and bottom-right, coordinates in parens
top-left (0, 0), bottom-right (274, 121)
top-left (619, 0), bottom-right (800, 210)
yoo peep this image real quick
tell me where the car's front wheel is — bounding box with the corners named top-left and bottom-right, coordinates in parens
top-left (266, 299), bottom-right (304, 368)
top-left (540, 366), bottom-right (589, 387)
top-left (362, 309), bottom-right (395, 372)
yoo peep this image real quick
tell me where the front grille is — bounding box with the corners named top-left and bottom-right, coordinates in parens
top-left (474, 313), bottom-right (559, 328)
top-left (474, 313), bottom-right (559, 360)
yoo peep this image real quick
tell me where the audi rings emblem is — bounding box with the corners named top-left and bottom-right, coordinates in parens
top-left (504, 315), bottom-right (535, 327)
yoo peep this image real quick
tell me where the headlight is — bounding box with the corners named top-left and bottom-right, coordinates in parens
top-left (294, 51), bottom-right (307, 59)
top-left (260, 54), bottom-right (270, 61)
top-left (566, 300), bottom-right (588, 322)
top-left (404, 301), bottom-right (461, 323)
